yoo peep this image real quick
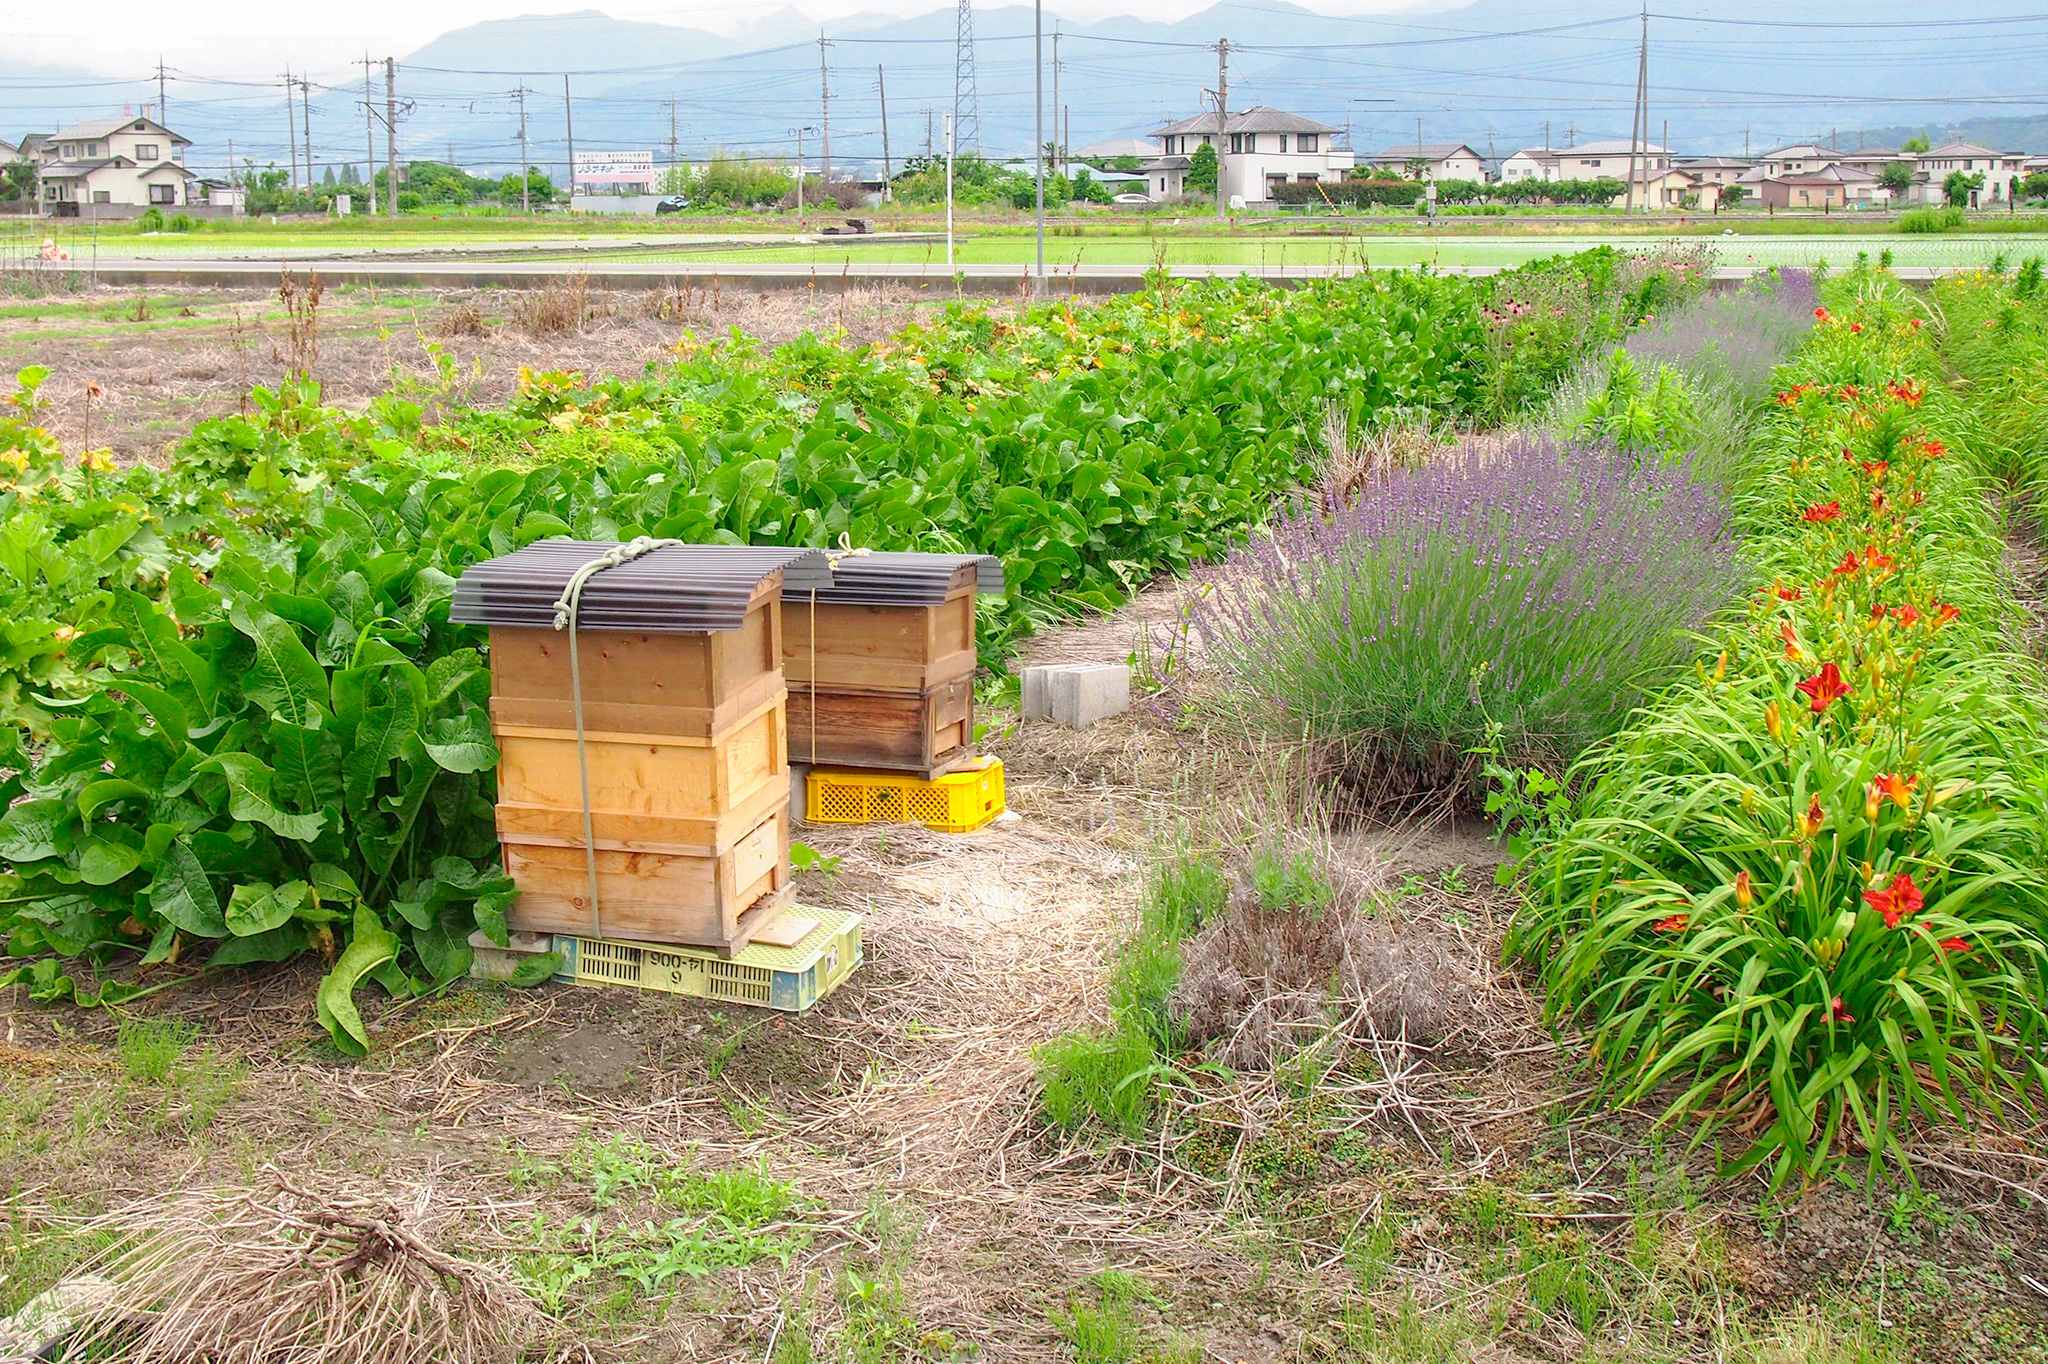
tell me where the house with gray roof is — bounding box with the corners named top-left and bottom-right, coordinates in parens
top-left (23, 114), bottom-right (196, 216)
top-left (1365, 143), bottom-right (1489, 183)
top-left (1144, 106), bottom-right (1353, 203)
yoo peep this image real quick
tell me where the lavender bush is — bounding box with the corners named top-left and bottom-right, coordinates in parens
top-left (1622, 268), bottom-right (1816, 401)
top-left (1187, 436), bottom-right (1743, 798)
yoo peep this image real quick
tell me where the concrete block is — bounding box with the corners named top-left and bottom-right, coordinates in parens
top-left (468, 927), bottom-right (555, 981)
top-left (1020, 666), bottom-right (1053, 720)
top-left (1044, 663), bottom-right (1131, 728)
top-left (790, 761), bottom-right (814, 820)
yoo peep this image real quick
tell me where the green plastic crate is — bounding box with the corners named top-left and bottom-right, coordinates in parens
top-left (552, 907), bottom-right (862, 1012)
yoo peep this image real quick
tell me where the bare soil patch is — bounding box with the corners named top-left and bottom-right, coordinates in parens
top-left (0, 277), bottom-right (969, 462)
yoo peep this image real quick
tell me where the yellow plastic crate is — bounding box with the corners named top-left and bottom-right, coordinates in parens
top-left (552, 907), bottom-right (861, 1012)
top-left (806, 759), bottom-right (1005, 833)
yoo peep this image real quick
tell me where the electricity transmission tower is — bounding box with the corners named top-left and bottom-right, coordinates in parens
top-left (953, 0), bottom-right (981, 155)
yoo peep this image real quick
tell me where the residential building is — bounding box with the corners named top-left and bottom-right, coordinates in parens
top-left (1072, 138), bottom-right (1156, 162)
top-left (1673, 156), bottom-right (1752, 190)
top-left (1365, 143), bottom-right (1488, 183)
top-left (25, 114), bottom-right (195, 216)
top-left (1144, 106), bottom-right (1352, 203)
top-left (1911, 142), bottom-right (2029, 206)
top-left (1498, 147), bottom-right (1560, 182)
top-left (1552, 139), bottom-right (1671, 182)
top-left (1756, 164), bottom-right (1881, 210)
top-left (0, 135), bottom-right (16, 162)
top-left (1611, 168), bottom-right (1711, 210)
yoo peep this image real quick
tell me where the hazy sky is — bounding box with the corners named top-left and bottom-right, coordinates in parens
top-left (15, 0), bottom-right (1422, 79)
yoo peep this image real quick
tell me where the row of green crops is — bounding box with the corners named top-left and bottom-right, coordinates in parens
top-left (0, 252), bottom-right (1702, 1048)
top-left (1508, 269), bottom-right (2048, 1194)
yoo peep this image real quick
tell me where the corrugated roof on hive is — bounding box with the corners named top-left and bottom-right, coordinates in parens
top-left (781, 552), bottom-right (1005, 606)
top-left (451, 541), bottom-right (834, 633)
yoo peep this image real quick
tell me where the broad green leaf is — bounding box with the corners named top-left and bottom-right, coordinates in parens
top-left (422, 709), bottom-right (497, 774)
top-left (198, 752), bottom-right (327, 843)
top-left (232, 606), bottom-right (331, 728)
top-left (224, 879), bottom-right (309, 936)
top-left (77, 838), bottom-right (143, 886)
top-left (78, 779), bottom-right (152, 822)
top-left (0, 798), bottom-right (76, 864)
top-left (208, 922), bottom-right (311, 966)
top-left (145, 837), bottom-right (226, 937)
top-left (315, 906), bottom-right (401, 1056)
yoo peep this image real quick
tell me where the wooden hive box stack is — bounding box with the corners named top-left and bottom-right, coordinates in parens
top-left (783, 552), bottom-right (1006, 778)
top-left (451, 540), bottom-right (834, 951)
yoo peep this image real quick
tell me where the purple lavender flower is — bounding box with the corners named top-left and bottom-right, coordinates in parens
top-left (1183, 434), bottom-right (1744, 798)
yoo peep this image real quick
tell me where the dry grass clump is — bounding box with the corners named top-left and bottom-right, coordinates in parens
top-left (1175, 871), bottom-right (1478, 1070)
top-left (433, 297), bottom-right (489, 337)
top-left (507, 275), bottom-right (607, 337)
top-left (60, 1165), bottom-right (546, 1364)
top-left (1318, 403), bottom-right (1453, 511)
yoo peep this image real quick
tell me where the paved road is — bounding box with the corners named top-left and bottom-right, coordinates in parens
top-left (1, 258), bottom-right (1958, 293)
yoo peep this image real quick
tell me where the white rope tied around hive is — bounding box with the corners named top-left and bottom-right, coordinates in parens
top-left (552, 536), bottom-right (681, 938)
top-left (806, 535), bottom-right (873, 762)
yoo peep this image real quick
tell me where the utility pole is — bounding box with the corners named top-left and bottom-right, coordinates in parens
top-left (1565, 123), bottom-right (1577, 149)
top-left (564, 76), bottom-right (576, 202)
top-left (925, 106), bottom-right (934, 160)
top-left (363, 57), bottom-right (377, 213)
top-left (385, 57), bottom-right (398, 219)
top-left (1051, 27), bottom-right (1060, 172)
top-left (1213, 38), bottom-right (1230, 219)
top-left (877, 66), bottom-right (892, 200)
top-left (301, 76), bottom-right (314, 188)
top-left (1544, 120), bottom-right (1550, 151)
top-left (1034, 0), bottom-right (1044, 294)
top-left (515, 85), bottom-right (531, 213)
top-left (1627, 3), bottom-right (1647, 213)
top-left (944, 111), bottom-right (954, 267)
top-left (156, 58), bottom-right (167, 129)
top-left (668, 100), bottom-right (678, 170)
top-left (285, 67), bottom-right (299, 190)
top-left (819, 34), bottom-right (832, 186)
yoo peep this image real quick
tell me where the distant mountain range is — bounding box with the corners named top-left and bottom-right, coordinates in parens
top-left (6, 1), bottom-right (2047, 179)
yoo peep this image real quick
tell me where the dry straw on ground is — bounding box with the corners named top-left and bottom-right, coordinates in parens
top-left (59, 1166), bottom-right (546, 1364)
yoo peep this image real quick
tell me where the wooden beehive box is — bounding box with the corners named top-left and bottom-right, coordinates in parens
top-left (451, 540), bottom-right (833, 951)
top-left (783, 552), bottom-right (1005, 779)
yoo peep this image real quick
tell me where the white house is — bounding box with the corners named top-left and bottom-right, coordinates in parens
top-left (1911, 142), bottom-right (2029, 206)
top-left (1072, 138), bottom-right (1156, 162)
top-left (27, 115), bottom-right (195, 216)
top-left (1673, 156), bottom-right (1752, 190)
top-left (1539, 139), bottom-right (1671, 183)
top-left (1366, 143), bottom-right (1488, 183)
top-left (1499, 148), bottom-right (1560, 183)
top-left (1144, 106), bottom-right (1353, 203)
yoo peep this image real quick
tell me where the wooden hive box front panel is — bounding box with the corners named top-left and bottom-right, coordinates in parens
top-left (784, 583), bottom-right (977, 777)
top-left (502, 800), bottom-right (793, 949)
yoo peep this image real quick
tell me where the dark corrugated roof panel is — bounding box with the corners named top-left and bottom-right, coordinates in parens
top-left (450, 540), bottom-right (834, 633)
top-left (784, 552), bottom-right (1007, 606)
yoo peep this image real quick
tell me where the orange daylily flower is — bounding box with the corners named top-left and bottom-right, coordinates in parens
top-left (1937, 937), bottom-right (1970, 955)
top-left (1832, 552), bottom-right (1862, 577)
top-left (1796, 795), bottom-right (1827, 841)
top-left (1868, 772), bottom-right (1917, 813)
top-left (1863, 871), bottom-right (1925, 929)
top-left (1829, 996), bottom-right (1855, 1023)
top-left (1796, 662), bottom-right (1850, 714)
top-left (1933, 602), bottom-right (1960, 627)
top-left (1774, 582), bottom-right (1803, 602)
top-left (1802, 501), bottom-right (1841, 523)
top-left (1862, 546), bottom-right (1895, 572)
top-left (1860, 460), bottom-right (1888, 478)
top-left (1780, 620), bottom-right (1804, 661)
top-left (1734, 870), bottom-right (1754, 909)
top-left (1653, 913), bottom-right (1690, 933)
top-left (1891, 604), bottom-right (1922, 626)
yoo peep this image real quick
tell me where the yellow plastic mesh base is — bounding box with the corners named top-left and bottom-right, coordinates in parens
top-left (806, 760), bottom-right (1004, 833)
top-left (553, 907), bottom-right (862, 1013)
